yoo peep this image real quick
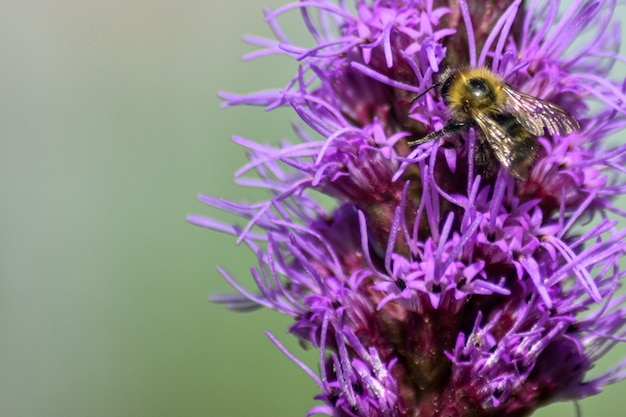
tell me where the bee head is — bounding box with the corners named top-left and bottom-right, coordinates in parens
top-left (439, 68), bottom-right (459, 107)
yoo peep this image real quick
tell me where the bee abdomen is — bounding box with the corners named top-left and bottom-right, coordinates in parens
top-left (492, 114), bottom-right (539, 180)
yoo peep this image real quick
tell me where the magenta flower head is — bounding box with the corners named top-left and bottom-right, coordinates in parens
top-left (190, 0), bottom-right (626, 416)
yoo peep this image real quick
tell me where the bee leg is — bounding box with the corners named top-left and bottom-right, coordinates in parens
top-left (475, 139), bottom-right (499, 180)
top-left (407, 120), bottom-right (469, 147)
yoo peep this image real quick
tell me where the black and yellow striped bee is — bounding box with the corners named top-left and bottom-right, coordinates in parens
top-left (409, 67), bottom-right (580, 180)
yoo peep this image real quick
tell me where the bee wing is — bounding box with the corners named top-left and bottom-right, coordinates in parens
top-left (474, 112), bottom-right (539, 180)
top-left (503, 88), bottom-right (580, 136)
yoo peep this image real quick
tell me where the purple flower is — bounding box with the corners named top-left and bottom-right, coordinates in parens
top-left (190, 0), bottom-right (626, 416)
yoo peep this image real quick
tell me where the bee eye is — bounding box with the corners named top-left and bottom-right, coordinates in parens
top-left (468, 78), bottom-right (490, 99)
top-left (440, 72), bottom-right (456, 105)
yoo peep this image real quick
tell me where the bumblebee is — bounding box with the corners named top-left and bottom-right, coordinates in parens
top-left (408, 67), bottom-right (580, 180)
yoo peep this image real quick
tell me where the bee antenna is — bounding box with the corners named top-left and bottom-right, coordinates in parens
top-left (410, 82), bottom-right (441, 105)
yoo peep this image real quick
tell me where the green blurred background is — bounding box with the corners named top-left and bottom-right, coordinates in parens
top-left (1, 1), bottom-right (624, 416)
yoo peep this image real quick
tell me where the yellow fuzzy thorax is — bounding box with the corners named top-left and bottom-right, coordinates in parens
top-left (443, 67), bottom-right (507, 117)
